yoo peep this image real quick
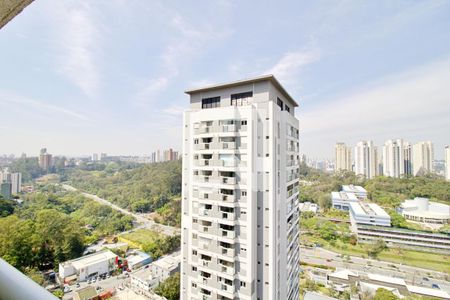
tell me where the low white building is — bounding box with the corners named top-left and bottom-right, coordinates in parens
top-left (127, 251), bottom-right (152, 271)
top-left (59, 249), bottom-right (117, 282)
top-left (299, 202), bottom-right (319, 214)
top-left (349, 202), bottom-right (391, 228)
top-left (331, 191), bottom-right (359, 211)
top-left (399, 197), bottom-right (450, 225)
top-left (150, 254), bottom-right (180, 281)
top-left (131, 254), bottom-right (180, 292)
top-left (341, 185), bottom-right (367, 199)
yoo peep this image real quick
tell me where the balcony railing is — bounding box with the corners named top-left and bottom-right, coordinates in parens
top-left (0, 258), bottom-right (59, 300)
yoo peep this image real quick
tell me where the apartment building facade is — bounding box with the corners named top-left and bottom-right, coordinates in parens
top-left (181, 75), bottom-right (300, 300)
top-left (335, 142), bottom-right (352, 172)
top-left (354, 141), bottom-right (378, 179)
top-left (382, 139), bottom-right (405, 178)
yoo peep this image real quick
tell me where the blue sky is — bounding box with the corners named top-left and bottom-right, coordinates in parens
top-left (1, 0), bottom-right (450, 159)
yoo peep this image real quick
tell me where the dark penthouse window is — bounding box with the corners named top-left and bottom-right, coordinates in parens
top-left (202, 96), bottom-right (220, 109)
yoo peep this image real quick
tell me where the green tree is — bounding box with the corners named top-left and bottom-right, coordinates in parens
top-left (0, 198), bottom-right (15, 217)
top-left (374, 288), bottom-right (399, 300)
top-left (366, 239), bottom-right (387, 258)
top-left (154, 272), bottom-right (180, 300)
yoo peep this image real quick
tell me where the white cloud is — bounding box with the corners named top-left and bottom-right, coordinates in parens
top-left (51, 2), bottom-right (102, 98)
top-left (300, 57), bottom-right (450, 157)
top-left (137, 9), bottom-right (232, 102)
top-left (0, 90), bottom-right (89, 121)
top-left (265, 50), bottom-right (320, 84)
top-left (162, 105), bottom-right (187, 116)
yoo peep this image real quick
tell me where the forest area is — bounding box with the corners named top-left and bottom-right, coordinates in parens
top-left (65, 160), bottom-right (182, 227)
top-left (0, 188), bottom-right (134, 280)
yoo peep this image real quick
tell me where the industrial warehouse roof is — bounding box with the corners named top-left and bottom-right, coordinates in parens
top-left (185, 74), bottom-right (299, 107)
top-left (407, 284), bottom-right (450, 299)
top-left (152, 254), bottom-right (180, 271)
top-left (65, 249), bottom-right (116, 270)
top-left (341, 185), bottom-right (367, 194)
top-left (331, 191), bottom-right (358, 201)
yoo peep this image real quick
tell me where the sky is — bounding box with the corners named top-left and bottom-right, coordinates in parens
top-left (1, 0), bottom-right (450, 159)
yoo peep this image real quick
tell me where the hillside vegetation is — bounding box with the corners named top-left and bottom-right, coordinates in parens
top-left (66, 160), bottom-right (182, 226)
top-left (0, 189), bottom-right (133, 272)
top-left (300, 163), bottom-right (450, 210)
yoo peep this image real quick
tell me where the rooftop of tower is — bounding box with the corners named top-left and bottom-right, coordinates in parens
top-left (185, 74), bottom-right (299, 107)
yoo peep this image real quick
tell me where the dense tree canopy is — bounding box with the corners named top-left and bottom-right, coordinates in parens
top-left (0, 189), bottom-right (133, 271)
top-left (154, 272), bottom-right (180, 300)
top-left (67, 160), bottom-right (182, 225)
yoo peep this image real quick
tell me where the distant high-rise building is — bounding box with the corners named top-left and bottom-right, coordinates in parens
top-left (181, 75), bottom-right (300, 300)
top-left (335, 142), bottom-right (352, 172)
top-left (412, 141), bottom-right (434, 176)
top-left (92, 153), bottom-right (99, 161)
top-left (100, 153), bottom-right (107, 161)
top-left (10, 172), bottom-right (21, 194)
top-left (0, 182), bottom-right (12, 199)
top-left (39, 148), bottom-right (53, 171)
top-left (354, 140), bottom-right (378, 179)
top-left (382, 139), bottom-right (405, 178)
top-left (445, 146), bottom-right (450, 181)
top-left (403, 142), bottom-right (413, 176)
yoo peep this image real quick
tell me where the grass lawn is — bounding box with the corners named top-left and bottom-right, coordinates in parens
top-left (119, 229), bottom-right (160, 249)
top-left (301, 235), bottom-right (450, 274)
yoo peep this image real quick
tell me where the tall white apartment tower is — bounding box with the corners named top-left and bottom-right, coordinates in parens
top-left (382, 139), bottom-right (405, 178)
top-left (445, 146), bottom-right (450, 181)
top-left (403, 142), bottom-right (413, 176)
top-left (181, 75), bottom-right (300, 300)
top-left (335, 143), bottom-right (352, 172)
top-left (412, 141), bottom-right (434, 176)
top-left (354, 141), bottom-right (378, 179)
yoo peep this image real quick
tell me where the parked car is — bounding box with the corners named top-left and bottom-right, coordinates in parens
top-left (423, 277), bottom-right (429, 281)
top-left (63, 286), bottom-right (71, 293)
top-left (432, 284), bottom-right (440, 289)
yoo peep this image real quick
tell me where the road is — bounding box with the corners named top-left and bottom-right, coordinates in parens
top-left (62, 274), bottom-right (130, 300)
top-left (61, 184), bottom-right (180, 236)
top-left (300, 246), bottom-right (450, 294)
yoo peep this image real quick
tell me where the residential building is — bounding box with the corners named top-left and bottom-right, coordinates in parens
top-left (10, 172), bottom-right (21, 194)
top-left (131, 254), bottom-right (180, 292)
top-left (59, 249), bottom-right (117, 282)
top-left (445, 145), bottom-right (450, 181)
top-left (341, 185), bottom-right (367, 199)
top-left (349, 202), bottom-right (391, 228)
top-left (92, 153), bottom-right (98, 161)
top-left (412, 141), bottom-right (434, 176)
top-left (151, 254), bottom-right (180, 281)
top-left (39, 148), bottom-right (53, 171)
top-left (100, 153), bottom-right (107, 161)
top-left (403, 142), bottom-right (412, 176)
top-left (299, 202), bottom-right (319, 214)
top-left (0, 169), bottom-right (21, 194)
top-left (354, 141), bottom-right (378, 179)
top-left (127, 251), bottom-right (152, 271)
top-left (181, 75), bottom-right (300, 300)
top-left (0, 182), bottom-right (12, 199)
top-left (398, 197), bottom-right (450, 226)
top-left (382, 139), bottom-right (405, 178)
top-left (331, 191), bottom-right (358, 211)
top-left (335, 143), bottom-right (352, 172)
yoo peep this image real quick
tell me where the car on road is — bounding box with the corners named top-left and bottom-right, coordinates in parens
top-left (432, 284), bottom-right (440, 289)
top-left (423, 277), bottom-right (429, 281)
top-left (326, 259), bottom-right (332, 262)
top-left (63, 286), bottom-right (71, 293)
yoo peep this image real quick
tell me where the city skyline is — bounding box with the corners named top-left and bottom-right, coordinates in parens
top-left (1, 1), bottom-right (450, 158)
